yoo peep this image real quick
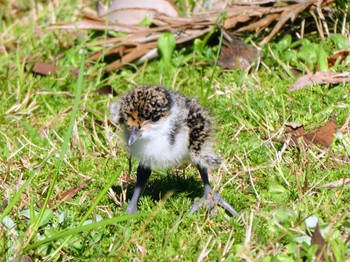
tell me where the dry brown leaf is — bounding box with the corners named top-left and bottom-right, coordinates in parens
top-left (311, 223), bottom-right (326, 261)
top-left (222, 6), bottom-right (270, 29)
top-left (284, 116), bottom-right (337, 148)
top-left (97, 0), bottom-right (178, 25)
top-left (261, 1), bottom-right (314, 45)
top-left (218, 30), bottom-right (260, 70)
top-left (49, 0), bottom-right (335, 71)
top-left (31, 62), bottom-right (79, 77)
top-left (237, 13), bottom-right (280, 33)
top-left (317, 178), bottom-right (350, 189)
top-left (290, 72), bottom-right (350, 91)
top-left (303, 116), bottom-right (337, 147)
top-left (328, 50), bottom-right (350, 68)
top-left (93, 85), bottom-right (118, 96)
top-left (88, 46), bottom-right (127, 62)
top-left (49, 19), bottom-right (146, 34)
top-left (33, 62), bottom-right (61, 75)
top-left (104, 42), bottom-right (157, 73)
top-left (51, 0), bottom-right (333, 37)
top-left (56, 179), bottom-right (91, 202)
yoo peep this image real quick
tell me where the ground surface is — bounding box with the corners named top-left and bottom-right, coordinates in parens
top-left (0, 1), bottom-right (349, 261)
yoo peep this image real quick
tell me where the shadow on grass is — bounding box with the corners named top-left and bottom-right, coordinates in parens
top-left (112, 171), bottom-right (204, 204)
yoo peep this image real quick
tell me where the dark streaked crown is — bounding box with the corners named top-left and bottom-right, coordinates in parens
top-left (112, 85), bottom-right (173, 128)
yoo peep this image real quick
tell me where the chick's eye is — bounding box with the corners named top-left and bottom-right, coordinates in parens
top-left (151, 114), bottom-right (161, 122)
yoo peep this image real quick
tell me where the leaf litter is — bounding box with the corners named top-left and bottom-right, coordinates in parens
top-left (218, 30), bottom-right (261, 70)
top-left (31, 62), bottom-right (79, 77)
top-left (317, 178), bottom-right (350, 189)
top-left (49, 0), bottom-right (335, 72)
top-left (282, 115), bottom-right (337, 148)
top-left (311, 222), bottom-right (327, 261)
top-left (56, 179), bottom-right (91, 203)
top-left (290, 72), bottom-right (350, 91)
top-left (93, 85), bottom-right (118, 96)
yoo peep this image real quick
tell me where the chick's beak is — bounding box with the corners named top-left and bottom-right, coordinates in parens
top-left (127, 126), bottom-right (141, 147)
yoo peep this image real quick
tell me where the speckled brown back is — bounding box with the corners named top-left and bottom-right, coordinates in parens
top-left (185, 98), bottom-right (212, 153)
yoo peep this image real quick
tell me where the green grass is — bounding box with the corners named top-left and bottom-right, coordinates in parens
top-left (1, 0), bottom-right (350, 261)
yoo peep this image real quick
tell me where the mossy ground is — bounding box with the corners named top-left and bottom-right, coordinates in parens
top-left (0, 1), bottom-right (349, 261)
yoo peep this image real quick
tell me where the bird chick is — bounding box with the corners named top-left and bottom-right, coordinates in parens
top-left (110, 85), bottom-right (238, 216)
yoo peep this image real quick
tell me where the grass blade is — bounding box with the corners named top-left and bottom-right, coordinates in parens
top-left (23, 55), bottom-right (85, 247)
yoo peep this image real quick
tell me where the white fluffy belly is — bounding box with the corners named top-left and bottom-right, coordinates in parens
top-left (130, 128), bottom-right (189, 169)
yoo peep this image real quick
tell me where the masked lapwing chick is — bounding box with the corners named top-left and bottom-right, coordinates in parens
top-left (110, 85), bottom-right (238, 216)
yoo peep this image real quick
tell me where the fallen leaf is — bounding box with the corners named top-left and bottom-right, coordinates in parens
top-left (311, 223), bottom-right (326, 261)
top-left (284, 116), bottom-right (337, 148)
top-left (32, 62), bottom-right (61, 76)
top-left (218, 30), bottom-right (260, 70)
top-left (31, 62), bottom-right (79, 77)
top-left (50, 19), bottom-right (146, 34)
top-left (104, 42), bottom-right (157, 72)
top-left (70, 67), bottom-right (80, 77)
top-left (237, 13), bottom-right (280, 33)
top-left (260, 1), bottom-right (315, 45)
top-left (49, 0), bottom-right (335, 71)
top-left (97, 0), bottom-right (178, 25)
top-left (56, 179), bottom-right (91, 202)
top-left (290, 72), bottom-right (350, 91)
top-left (328, 50), bottom-right (350, 68)
top-left (317, 178), bottom-right (350, 189)
top-left (93, 85), bottom-right (118, 96)
top-left (303, 116), bottom-right (337, 148)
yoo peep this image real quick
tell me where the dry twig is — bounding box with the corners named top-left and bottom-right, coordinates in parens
top-left (49, 0), bottom-right (336, 71)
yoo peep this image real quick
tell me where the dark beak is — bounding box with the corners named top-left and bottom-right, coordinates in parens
top-left (127, 126), bottom-right (141, 147)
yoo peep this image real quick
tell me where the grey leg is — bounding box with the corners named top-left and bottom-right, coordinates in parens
top-left (189, 165), bottom-right (238, 216)
top-left (126, 165), bottom-right (152, 214)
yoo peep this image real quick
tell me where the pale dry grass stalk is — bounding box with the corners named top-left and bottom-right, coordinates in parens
top-left (107, 187), bottom-right (122, 206)
top-left (311, 10), bottom-right (326, 40)
top-left (236, 152), bottom-right (260, 203)
top-left (222, 228), bottom-right (235, 258)
top-left (5, 90), bottom-right (38, 115)
top-left (197, 235), bottom-right (215, 262)
top-left (244, 210), bottom-right (254, 247)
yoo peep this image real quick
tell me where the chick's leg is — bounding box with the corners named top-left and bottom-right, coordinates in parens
top-left (189, 165), bottom-right (238, 216)
top-left (126, 165), bottom-right (151, 214)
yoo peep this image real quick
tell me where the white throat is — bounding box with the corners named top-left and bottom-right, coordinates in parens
top-left (129, 104), bottom-right (189, 169)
